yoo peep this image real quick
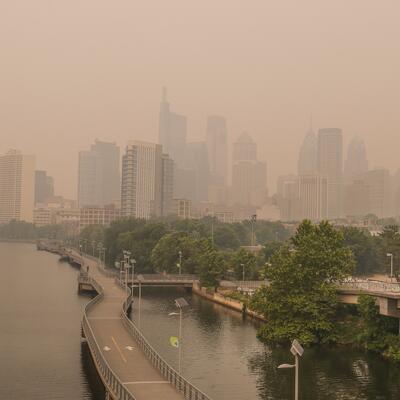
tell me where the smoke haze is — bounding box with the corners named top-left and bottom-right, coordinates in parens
top-left (1, 1), bottom-right (400, 197)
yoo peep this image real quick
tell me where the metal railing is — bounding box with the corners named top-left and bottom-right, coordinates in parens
top-left (77, 248), bottom-right (213, 400)
top-left (339, 279), bottom-right (400, 294)
top-left (80, 275), bottom-right (136, 400)
top-left (117, 276), bottom-right (212, 400)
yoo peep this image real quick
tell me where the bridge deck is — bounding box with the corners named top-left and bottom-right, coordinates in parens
top-left (84, 255), bottom-right (185, 400)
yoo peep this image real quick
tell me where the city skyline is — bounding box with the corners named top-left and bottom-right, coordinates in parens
top-left (2, 1), bottom-right (400, 199)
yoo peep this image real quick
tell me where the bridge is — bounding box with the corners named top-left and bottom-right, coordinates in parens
top-left (58, 248), bottom-right (211, 400)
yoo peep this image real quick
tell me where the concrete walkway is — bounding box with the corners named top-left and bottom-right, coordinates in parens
top-left (83, 255), bottom-right (185, 400)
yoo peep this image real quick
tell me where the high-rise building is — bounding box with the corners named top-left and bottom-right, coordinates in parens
top-left (206, 115), bottom-right (228, 185)
top-left (298, 130), bottom-right (317, 175)
top-left (78, 140), bottom-right (120, 207)
top-left (161, 153), bottom-right (174, 217)
top-left (277, 175), bottom-right (300, 221)
top-left (344, 136), bottom-right (369, 181)
top-left (34, 170), bottom-right (54, 205)
top-left (121, 141), bottom-right (174, 219)
top-left (232, 160), bottom-right (267, 207)
top-left (232, 132), bottom-right (257, 163)
top-left (317, 128), bottom-right (343, 219)
top-left (158, 88), bottom-right (187, 168)
top-left (0, 150), bottom-right (35, 224)
top-left (343, 179), bottom-right (370, 217)
top-left (183, 142), bottom-right (210, 203)
top-left (298, 175), bottom-right (328, 221)
top-left (359, 169), bottom-right (392, 218)
top-left (231, 133), bottom-right (267, 207)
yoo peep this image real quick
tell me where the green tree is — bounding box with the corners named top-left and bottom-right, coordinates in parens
top-left (198, 241), bottom-right (227, 288)
top-left (151, 232), bottom-right (204, 274)
top-left (231, 248), bottom-right (258, 280)
top-left (250, 220), bottom-right (355, 346)
top-left (341, 227), bottom-right (378, 276)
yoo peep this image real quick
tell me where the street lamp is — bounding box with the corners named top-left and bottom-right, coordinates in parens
top-left (178, 251), bottom-right (182, 275)
top-left (250, 214), bottom-right (257, 247)
top-left (241, 263), bottom-right (245, 285)
top-left (387, 253), bottom-right (394, 281)
top-left (174, 297), bottom-right (189, 374)
top-left (278, 339), bottom-right (304, 400)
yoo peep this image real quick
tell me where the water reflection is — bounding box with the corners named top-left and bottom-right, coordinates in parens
top-left (131, 286), bottom-right (400, 400)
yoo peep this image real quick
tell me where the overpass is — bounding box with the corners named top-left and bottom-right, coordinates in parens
top-left (58, 248), bottom-right (211, 400)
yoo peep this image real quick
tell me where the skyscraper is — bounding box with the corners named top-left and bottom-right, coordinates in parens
top-left (183, 142), bottom-right (210, 203)
top-left (231, 133), bottom-right (267, 207)
top-left (0, 150), bottom-right (35, 224)
top-left (232, 132), bottom-right (257, 162)
top-left (298, 130), bottom-right (317, 175)
top-left (121, 141), bottom-right (174, 219)
top-left (344, 136), bottom-right (369, 181)
top-left (78, 140), bottom-right (120, 207)
top-left (298, 175), bottom-right (328, 221)
top-left (34, 170), bottom-right (54, 205)
top-left (317, 128), bottom-right (343, 218)
top-left (158, 88), bottom-right (187, 168)
top-left (206, 115), bottom-right (228, 185)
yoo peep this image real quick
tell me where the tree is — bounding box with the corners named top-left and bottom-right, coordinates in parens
top-left (231, 248), bottom-right (258, 280)
top-left (340, 227), bottom-right (378, 276)
top-left (198, 241), bottom-right (227, 288)
top-left (151, 232), bottom-right (204, 274)
top-left (250, 220), bottom-right (355, 346)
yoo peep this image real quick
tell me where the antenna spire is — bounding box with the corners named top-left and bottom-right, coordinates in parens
top-left (162, 86), bottom-right (167, 102)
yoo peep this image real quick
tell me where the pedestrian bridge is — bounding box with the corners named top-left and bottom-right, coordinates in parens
top-left (60, 248), bottom-right (211, 400)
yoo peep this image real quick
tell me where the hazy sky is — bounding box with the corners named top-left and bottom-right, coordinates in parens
top-left (1, 1), bottom-right (400, 198)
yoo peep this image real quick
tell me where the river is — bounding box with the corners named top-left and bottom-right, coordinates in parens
top-left (1, 242), bottom-right (400, 399)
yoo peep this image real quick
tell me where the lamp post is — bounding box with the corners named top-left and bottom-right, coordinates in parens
top-left (92, 240), bottom-right (96, 256)
top-left (250, 214), bottom-right (257, 247)
top-left (387, 253), bottom-right (394, 282)
top-left (278, 339), bottom-right (304, 400)
top-left (178, 251), bottom-right (182, 275)
top-left (241, 263), bottom-right (245, 285)
top-left (174, 297), bottom-right (189, 374)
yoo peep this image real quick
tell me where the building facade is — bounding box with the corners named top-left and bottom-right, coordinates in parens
top-left (121, 141), bottom-right (173, 219)
top-left (206, 115), bottom-right (228, 185)
top-left (0, 150), bottom-right (35, 224)
top-left (34, 170), bottom-right (54, 205)
top-left (78, 140), bottom-right (120, 207)
top-left (317, 128), bottom-right (343, 219)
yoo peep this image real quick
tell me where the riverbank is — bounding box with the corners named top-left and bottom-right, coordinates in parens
top-left (192, 282), bottom-right (266, 322)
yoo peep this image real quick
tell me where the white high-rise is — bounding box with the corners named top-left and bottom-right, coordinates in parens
top-left (121, 141), bottom-right (174, 219)
top-left (0, 150), bottom-right (35, 224)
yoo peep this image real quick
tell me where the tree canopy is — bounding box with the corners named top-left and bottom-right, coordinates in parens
top-left (250, 220), bottom-right (355, 345)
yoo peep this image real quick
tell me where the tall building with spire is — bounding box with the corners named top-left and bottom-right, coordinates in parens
top-left (158, 87), bottom-right (187, 167)
top-left (298, 125), bottom-right (317, 175)
top-left (344, 136), bottom-right (369, 181)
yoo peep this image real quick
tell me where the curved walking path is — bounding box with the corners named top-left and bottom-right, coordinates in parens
top-left (81, 253), bottom-right (190, 400)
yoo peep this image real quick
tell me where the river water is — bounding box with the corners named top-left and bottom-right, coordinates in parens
top-left (1, 242), bottom-right (400, 400)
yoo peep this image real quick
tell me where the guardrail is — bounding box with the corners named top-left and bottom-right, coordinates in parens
top-left (339, 280), bottom-right (400, 294)
top-left (119, 277), bottom-right (212, 400)
top-left (80, 274), bottom-right (136, 400)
